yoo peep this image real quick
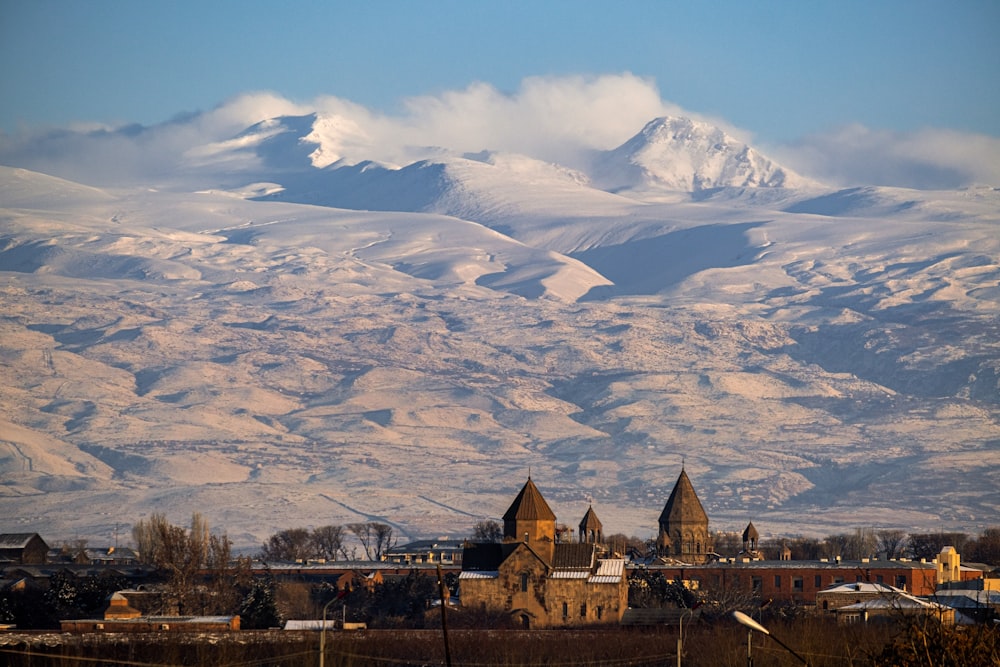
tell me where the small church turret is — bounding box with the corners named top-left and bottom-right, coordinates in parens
top-left (579, 505), bottom-right (603, 545)
top-left (741, 521), bottom-right (762, 559)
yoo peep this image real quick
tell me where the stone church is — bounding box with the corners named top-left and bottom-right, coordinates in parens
top-left (459, 469), bottom-right (715, 626)
top-left (459, 477), bottom-right (628, 628)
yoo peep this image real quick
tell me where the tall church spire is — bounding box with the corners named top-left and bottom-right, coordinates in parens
top-left (657, 468), bottom-right (713, 563)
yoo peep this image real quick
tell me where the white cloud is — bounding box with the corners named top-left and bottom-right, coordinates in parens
top-left (385, 74), bottom-right (679, 164)
top-left (773, 125), bottom-right (1000, 190)
top-left (1, 76), bottom-right (997, 190)
top-left (0, 76), bottom-right (687, 186)
top-left (0, 91), bottom-right (310, 187)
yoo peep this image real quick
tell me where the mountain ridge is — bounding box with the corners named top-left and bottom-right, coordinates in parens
top-left (0, 122), bottom-right (997, 550)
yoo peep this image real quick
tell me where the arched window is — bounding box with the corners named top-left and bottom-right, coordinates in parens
top-left (520, 573), bottom-right (529, 592)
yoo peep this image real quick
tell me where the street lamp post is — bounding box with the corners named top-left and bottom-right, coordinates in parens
top-left (319, 596), bottom-right (339, 667)
top-left (677, 607), bottom-right (694, 667)
top-left (732, 611), bottom-right (810, 666)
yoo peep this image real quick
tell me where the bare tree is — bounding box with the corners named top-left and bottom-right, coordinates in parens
top-left (909, 532), bottom-right (969, 560)
top-left (348, 523), bottom-right (374, 560)
top-left (260, 528), bottom-right (313, 562)
top-left (845, 527), bottom-right (877, 560)
top-left (349, 522), bottom-right (397, 561)
top-left (967, 527), bottom-right (1000, 566)
top-left (876, 529), bottom-right (908, 559)
top-left (822, 533), bottom-right (850, 560)
top-left (311, 525), bottom-right (347, 561)
top-left (785, 537), bottom-right (824, 560)
top-left (371, 522), bottom-right (397, 561)
top-left (131, 513), bottom-right (210, 614)
top-left (712, 531), bottom-right (742, 558)
top-left (202, 532), bottom-right (251, 615)
top-left (604, 533), bottom-right (653, 558)
top-left (472, 520), bottom-right (503, 543)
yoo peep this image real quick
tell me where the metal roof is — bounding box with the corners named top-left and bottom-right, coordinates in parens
top-left (838, 594), bottom-right (947, 612)
top-left (458, 570), bottom-right (498, 580)
top-left (820, 582), bottom-right (904, 594)
top-left (549, 570), bottom-right (589, 579)
top-left (386, 539), bottom-right (466, 553)
top-left (588, 558), bottom-right (625, 584)
top-left (594, 559), bottom-right (625, 577)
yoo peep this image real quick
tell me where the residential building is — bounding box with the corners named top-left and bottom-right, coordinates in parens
top-left (834, 590), bottom-right (955, 625)
top-left (384, 539), bottom-right (465, 565)
top-left (816, 581), bottom-right (909, 612)
top-left (0, 533), bottom-right (49, 564)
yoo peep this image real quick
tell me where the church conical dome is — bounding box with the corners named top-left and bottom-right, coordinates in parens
top-left (658, 469), bottom-right (708, 526)
top-left (503, 477), bottom-right (556, 523)
top-left (502, 477), bottom-right (557, 562)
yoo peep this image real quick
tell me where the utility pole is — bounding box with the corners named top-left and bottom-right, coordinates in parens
top-left (436, 564), bottom-right (453, 667)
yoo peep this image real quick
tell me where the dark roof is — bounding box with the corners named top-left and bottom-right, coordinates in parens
top-left (579, 506), bottom-right (603, 532)
top-left (461, 543), bottom-right (515, 571)
top-left (658, 469), bottom-right (708, 526)
top-left (552, 543), bottom-right (596, 570)
top-left (742, 522), bottom-right (759, 541)
top-left (386, 539), bottom-right (466, 553)
top-left (0, 533), bottom-right (44, 549)
top-left (502, 478), bottom-right (556, 523)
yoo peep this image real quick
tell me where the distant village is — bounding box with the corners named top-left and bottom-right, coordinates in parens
top-left (2, 469), bottom-right (998, 637)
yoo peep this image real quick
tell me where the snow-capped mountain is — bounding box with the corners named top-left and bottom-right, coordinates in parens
top-left (185, 112), bottom-right (373, 174)
top-left (590, 116), bottom-right (812, 193)
top-left (1, 110), bottom-right (998, 550)
top-left (187, 112), bottom-right (813, 204)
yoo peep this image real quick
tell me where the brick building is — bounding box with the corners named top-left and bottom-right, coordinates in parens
top-left (646, 555), bottom-right (982, 604)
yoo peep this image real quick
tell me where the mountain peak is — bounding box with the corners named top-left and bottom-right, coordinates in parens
top-left (591, 115), bottom-right (811, 193)
top-left (184, 112), bottom-right (369, 174)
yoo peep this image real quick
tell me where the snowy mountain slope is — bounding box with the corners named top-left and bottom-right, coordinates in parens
top-left (1, 133), bottom-right (998, 549)
top-left (0, 166), bottom-right (610, 302)
top-left (589, 116), bottom-right (815, 193)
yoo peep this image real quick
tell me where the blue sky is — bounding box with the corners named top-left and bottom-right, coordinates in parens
top-left (2, 0), bottom-right (998, 142)
top-left (1, 1), bottom-right (999, 189)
